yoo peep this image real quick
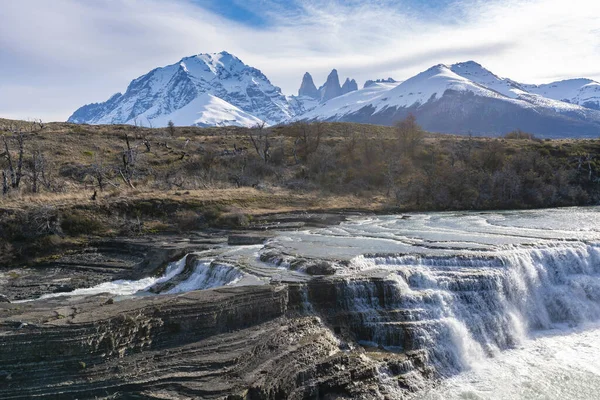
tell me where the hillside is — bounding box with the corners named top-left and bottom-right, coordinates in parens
top-left (1, 118), bottom-right (599, 265)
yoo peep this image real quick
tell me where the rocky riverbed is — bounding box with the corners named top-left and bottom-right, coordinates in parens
top-left (1, 212), bottom-right (431, 399)
top-left (2, 208), bottom-right (600, 399)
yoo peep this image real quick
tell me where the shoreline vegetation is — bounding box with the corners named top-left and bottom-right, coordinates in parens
top-left (1, 117), bottom-right (599, 266)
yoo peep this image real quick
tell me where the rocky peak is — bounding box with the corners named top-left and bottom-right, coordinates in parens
top-left (341, 78), bottom-right (358, 95)
top-left (319, 69), bottom-right (342, 102)
top-left (298, 72), bottom-right (319, 99)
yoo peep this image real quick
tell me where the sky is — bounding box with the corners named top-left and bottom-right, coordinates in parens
top-left (1, 0), bottom-right (599, 122)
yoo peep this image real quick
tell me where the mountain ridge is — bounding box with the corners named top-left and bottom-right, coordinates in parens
top-left (69, 53), bottom-right (600, 137)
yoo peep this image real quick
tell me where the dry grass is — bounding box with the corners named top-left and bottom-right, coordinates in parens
top-left (0, 187), bottom-right (388, 216)
top-left (0, 118), bottom-right (398, 215)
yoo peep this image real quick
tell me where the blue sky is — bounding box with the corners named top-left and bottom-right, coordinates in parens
top-left (191, 0), bottom-right (461, 28)
top-left (191, 0), bottom-right (274, 28)
top-left (1, 0), bottom-right (599, 121)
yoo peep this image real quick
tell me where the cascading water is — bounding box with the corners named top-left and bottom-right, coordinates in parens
top-left (27, 255), bottom-right (189, 301)
top-left (306, 242), bottom-right (600, 376)
top-left (266, 208), bottom-right (600, 392)
top-left (25, 253), bottom-right (253, 301)
top-left (165, 260), bottom-right (244, 294)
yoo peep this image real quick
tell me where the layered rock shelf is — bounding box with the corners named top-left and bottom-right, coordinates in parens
top-left (0, 282), bottom-right (428, 399)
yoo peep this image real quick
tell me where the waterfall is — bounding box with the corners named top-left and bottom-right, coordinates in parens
top-left (165, 261), bottom-right (244, 294)
top-left (320, 242), bottom-right (600, 375)
top-left (28, 255), bottom-right (189, 301)
top-left (24, 254), bottom-right (246, 300)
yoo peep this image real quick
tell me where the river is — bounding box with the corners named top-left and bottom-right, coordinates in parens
top-left (33, 206), bottom-right (600, 398)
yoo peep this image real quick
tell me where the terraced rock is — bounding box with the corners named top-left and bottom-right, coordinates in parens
top-left (0, 283), bottom-right (427, 399)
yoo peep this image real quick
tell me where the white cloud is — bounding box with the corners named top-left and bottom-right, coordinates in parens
top-left (1, 0), bottom-right (599, 121)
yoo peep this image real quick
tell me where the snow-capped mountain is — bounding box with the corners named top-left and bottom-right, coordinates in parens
top-left (69, 51), bottom-right (294, 127)
top-left (69, 52), bottom-right (600, 137)
top-left (296, 61), bottom-right (600, 137)
top-left (523, 79), bottom-right (600, 110)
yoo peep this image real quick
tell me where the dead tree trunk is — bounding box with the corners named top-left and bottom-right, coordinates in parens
top-left (2, 171), bottom-right (8, 195)
top-left (15, 132), bottom-right (24, 189)
top-left (120, 134), bottom-right (136, 189)
top-left (2, 133), bottom-right (25, 190)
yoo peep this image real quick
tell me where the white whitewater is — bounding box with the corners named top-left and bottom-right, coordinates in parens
top-left (262, 208), bottom-right (600, 396)
top-left (412, 324), bottom-right (600, 400)
top-left (165, 261), bottom-right (244, 294)
top-left (32, 255), bottom-right (189, 301)
top-left (30, 255), bottom-right (248, 300)
top-left (343, 242), bottom-right (600, 372)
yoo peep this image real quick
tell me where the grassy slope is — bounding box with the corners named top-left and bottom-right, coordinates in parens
top-left (0, 118), bottom-right (598, 266)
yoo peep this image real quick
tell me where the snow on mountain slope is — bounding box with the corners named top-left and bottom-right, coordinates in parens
top-left (68, 51), bottom-right (293, 127)
top-left (449, 61), bottom-right (523, 98)
top-left (523, 79), bottom-right (600, 110)
top-left (298, 64), bottom-right (532, 121)
top-left (134, 94), bottom-right (263, 128)
top-left (296, 63), bottom-right (600, 137)
top-left (287, 95), bottom-right (320, 116)
top-left (381, 64), bottom-right (512, 107)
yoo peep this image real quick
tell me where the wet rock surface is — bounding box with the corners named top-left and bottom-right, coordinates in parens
top-left (0, 212), bottom-right (438, 399)
top-left (0, 234), bottom-right (225, 301)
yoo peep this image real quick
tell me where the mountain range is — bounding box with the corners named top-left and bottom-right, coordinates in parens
top-left (69, 51), bottom-right (600, 137)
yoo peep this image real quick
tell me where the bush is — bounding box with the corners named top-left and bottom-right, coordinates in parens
top-left (61, 211), bottom-right (105, 236)
top-left (504, 130), bottom-right (537, 140)
top-left (173, 210), bottom-right (202, 232)
top-left (213, 212), bottom-right (250, 229)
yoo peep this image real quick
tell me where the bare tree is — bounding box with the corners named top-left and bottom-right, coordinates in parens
top-left (292, 122), bottom-right (323, 163)
top-left (91, 154), bottom-right (107, 191)
top-left (2, 171), bottom-right (8, 195)
top-left (28, 118), bottom-right (45, 131)
top-left (29, 149), bottom-right (47, 193)
top-left (574, 152), bottom-right (595, 181)
top-left (343, 125), bottom-right (358, 157)
top-left (395, 113), bottom-right (424, 156)
top-left (1, 131), bottom-right (25, 190)
top-left (142, 137), bottom-right (152, 152)
top-left (247, 122), bottom-right (271, 164)
top-left (119, 135), bottom-right (137, 189)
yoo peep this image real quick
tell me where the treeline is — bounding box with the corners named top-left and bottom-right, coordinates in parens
top-left (1, 117), bottom-right (599, 211)
top-left (235, 117), bottom-right (600, 210)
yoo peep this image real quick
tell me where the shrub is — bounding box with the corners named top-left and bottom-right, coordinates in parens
top-left (504, 130), bottom-right (537, 140)
top-left (173, 210), bottom-right (202, 232)
top-left (61, 211), bottom-right (105, 236)
top-left (213, 212), bottom-right (250, 228)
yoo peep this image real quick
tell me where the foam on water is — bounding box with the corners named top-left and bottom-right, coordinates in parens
top-left (166, 261), bottom-right (244, 294)
top-left (25, 255), bottom-right (248, 301)
top-left (31, 255), bottom-right (189, 301)
top-left (338, 242), bottom-right (600, 372)
top-left (412, 324), bottom-right (600, 400)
